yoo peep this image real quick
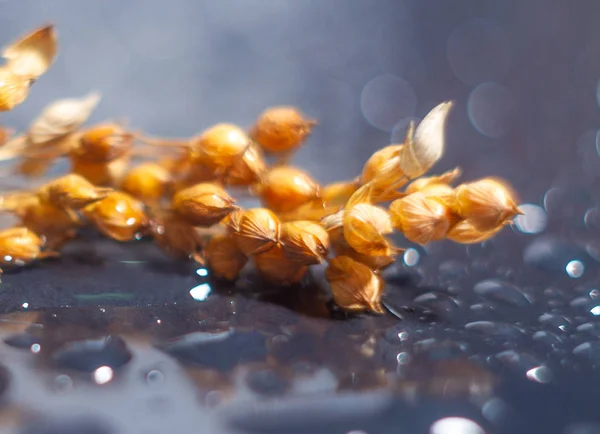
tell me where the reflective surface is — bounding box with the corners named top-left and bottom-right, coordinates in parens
top-left (1, 1), bottom-right (600, 433)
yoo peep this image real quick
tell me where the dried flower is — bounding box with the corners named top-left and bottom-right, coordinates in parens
top-left (325, 256), bottom-right (384, 314)
top-left (0, 227), bottom-right (57, 271)
top-left (257, 166), bottom-right (321, 213)
top-left (223, 142), bottom-right (267, 186)
top-left (254, 243), bottom-right (307, 285)
top-left (172, 183), bottom-right (237, 227)
top-left (3, 24), bottom-right (57, 78)
top-left (233, 208), bottom-right (280, 255)
top-left (204, 234), bottom-right (248, 280)
top-left (38, 174), bottom-right (112, 209)
top-left (280, 220), bottom-right (329, 265)
top-left (343, 203), bottom-right (395, 256)
top-left (82, 192), bottom-right (149, 242)
top-left (388, 192), bottom-right (455, 245)
top-left (454, 178), bottom-right (521, 231)
top-left (121, 162), bottom-right (171, 204)
top-left (152, 212), bottom-right (204, 261)
top-left (191, 123), bottom-right (250, 173)
top-left (250, 106), bottom-right (317, 153)
top-left (0, 67), bottom-right (33, 112)
top-left (445, 218), bottom-right (505, 244)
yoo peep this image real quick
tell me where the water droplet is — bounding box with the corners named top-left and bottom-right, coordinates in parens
top-left (525, 366), bottom-right (553, 383)
top-left (577, 322), bottom-right (600, 338)
top-left (430, 416), bottom-right (485, 434)
top-left (539, 313), bottom-right (572, 332)
top-left (189, 282), bottom-right (212, 301)
top-left (53, 374), bottom-right (73, 393)
top-left (145, 369), bottom-right (164, 387)
top-left (573, 342), bottom-right (600, 360)
top-left (246, 369), bottom-right (288, 397)
top-left (474, 279), bottom-right (530, 307)
top-left (196, 268), bottom-right (209, 277)
top-left (93, 366), bottom-right (114, 385)
top-left (403, 248), bottom-right (420, 267)
top-left (532, 331), bottom-right (563, 347)
top-left (566, 260), bottom-right (585, 278)
top-left (30, 343), bottom-right (41, 354)
top-left (465, 321), bottom-right (523, 338)
top-left (514, 204), bottom-right (547, 234)
top-left (360, 74), bottom-right (417, 131)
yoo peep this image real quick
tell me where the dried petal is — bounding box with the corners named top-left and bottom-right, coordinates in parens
top-left (82, 192), bottom-right (149, 242)
top-left (446, 218), bottom-right (505, 244)
top-left (38, 174), bottom-right (112, 209)
top-left (281, 220), bottom-right (329, 265)
top-left (254, 243), bottom-right (307, 285)
top-left (205, 234), bottom-right (248, 280)
top-left (389, 192), bottom-right (455, 245)
top-left (224, 142), bottom-right (267, 186)
top-left (397, 101), bottom-right (453, 178)
top-left (343, 203), bottom-right (395, 256)
top-left (325, 256), bottom-right (384, 314)
top-left (191, 123), bottom-right (250, 172)
top-left (27, 92), bottom-right (100, 146)
top-left (454, 178), bottom-right (521, 231)
top-left (258, 166), bottom-right (321, 213)
top-left (234, 208), bottom-right (280, 256)
top-left (172, 183), bottom-right (237, 227)
top-left (152, 212), bottom-right (204, 260)
top-left (250, 106), bottom-right (316, 153)
top-left (121, 162), bottom-right (171, 204)
top-left (0, 67), bottom-right (32, 112)
top-left (3, 25), bottom-right (57, 78)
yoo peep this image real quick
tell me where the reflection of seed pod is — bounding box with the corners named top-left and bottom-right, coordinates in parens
top-left (83, 192), bottom-right (149, 242)
top-left (234, 208), bottom-right (280, 256)
top-left (121, 163), bottom-right (171, 204)
top-left (191, 123), bottom-right (250, 172)
top-left (455, 178), bottom-right (521, 231)
top-left (250, 106), bottom-right (316, 153)
top-left (446, 218), bottom-right (505, 244)
top-left (326, 256), bottom-right (384, 314)
top-left (389, 192), bottom-right (454, 245)
top-left (343, 203), bottom-right (395, 256)
top-left (205, 234), bottom-right (248, 281)
top-left (172, 183), bottom-right (237, 227)
top-left (38, 174), bottom-right (112, 210)
top-left (254, 243), bottom-right (307, 285)
top-left (258, 166), bottom-right (321, 213)
top-left (280, 220), bottom-right (329, 266)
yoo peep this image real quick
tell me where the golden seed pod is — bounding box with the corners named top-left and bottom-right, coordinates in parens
top-left (233, 208), bottom-right (280, 256)
top-left (38, 174), bottom-right (112, 210)
top-left (343, 203), bottom-right (395, 256)
top-left (3, 24), bottom-right (57, 78)
top-left (70, 154), bottom-right (129, 187)
top-left (224, 142), bottom-right (267, 186)
top-left (204, 234), bottom-right (248, 281)
top-left (396, 101), bottom-right (453, 179)
top-left (27, 92), bottom-right (101, 147)
top-left (446, 218), bottom-right (505, 244)
top-left (191, 123), bottom-right (250, 172)
top-left (253, 243), bottom-right (307, 285)
top-left (325, 256), bottom-right (385, 314)
top-left (16, 196), bottom-right (80, 237)
top-left (322, 180), bottom-right (360, 209)
top-left (17, 157), bottom-right (53, 177)
top-left (82, 192), bottom-right (149, 242)
top-left (454, 178), bottom-right (521, 231)
top-left (121, 162), bottom-right (171, 204)
top-left (0, 126), bottom-right (11, 145)
top-left (222, 208), bottom-right (244, 234)
top-left (73, 123), bottom-right (133, 162)
top-left (405, 167), bottom-right (462, 195)
top-left (360, 144), bottom-right (404, 186)
top-left (280, 220), bottom-right (329, 266)
top-left (257, 166), bottom-right (321, 213)
top-left (0, 227), bottom-right (57, 270)
top-left (172, 183), bottom-right (237, 227)
top-left (388, 192), bottom-right (455, 245)
top-left (152, 212), bottom-right (204, 261)
top-left (0, 67), bottom-right (33, 112)
top-left (250, 106), bottom-right (317, 153)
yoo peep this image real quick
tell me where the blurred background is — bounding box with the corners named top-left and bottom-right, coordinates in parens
top-left (1, 0), bottom-right (599, 203)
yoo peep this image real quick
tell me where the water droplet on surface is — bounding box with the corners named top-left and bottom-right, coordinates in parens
top-left (532, 331), bottom-right (563, 347)
top-left (514, 204), bottom-right (548, 234)
top-left (93, 366), bottom-right (114, 385)
top-left (403, 248), bottom-right (420, 267)
top-left (525, 365), bottom-right (553, 383)
top-left (53, 374), bottom-right (73, 393)
top-left (566, 260), bottom-right (585, 278)
top-left (524, 236), bottom-right (588, 274)
top-left (576, 322), bottom-right (600, 338)
top-left (573, 342), bottom-right (600, 360)
top-left (430, 416), bottom-right (485, 434)
top-left (465, 321), bottom-right (523, 338)
top-left (539, 313), bottom-right (572, 332)
top-left (50, 336), bottom-right (132, 373)
top-left (474, 279), bottom-right (530, 307)
top-left (145, 369), bottom-right (164, 387)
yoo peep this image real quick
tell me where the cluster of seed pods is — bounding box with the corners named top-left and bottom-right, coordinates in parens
top-left (0, 25), bottom-right (522, 313)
